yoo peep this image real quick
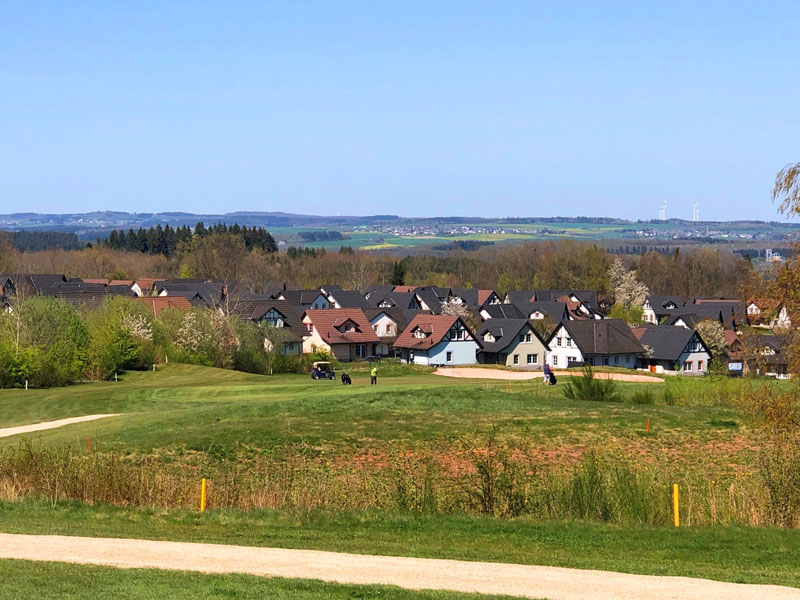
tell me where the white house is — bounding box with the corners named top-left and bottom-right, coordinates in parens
top-left (546, 319), bottom-right (644, 369)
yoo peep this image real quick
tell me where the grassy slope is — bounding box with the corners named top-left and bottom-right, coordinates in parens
top-left (0, 365), bottom-right (795, 587)
top-left (0, 560), bottom-right (528, 600)
top-left (0, 364), bottom-right (745, 454)
top-left (1, 501), bottom-right (798, 588)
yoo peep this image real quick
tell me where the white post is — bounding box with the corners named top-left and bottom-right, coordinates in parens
top-left (115, 372), bottom-right (118, 382)
top-left (25, 380), bottom-right (28, 390)
top-left (153, 364), bottom-right (156, 372)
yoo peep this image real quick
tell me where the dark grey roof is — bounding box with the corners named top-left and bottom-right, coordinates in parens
top-left (504, 290), bottom-right (536, 304)
top-left (329, 290), bottom-right (369, 309)
top-left (278, 289), bottom-right (327, 306)
top-left (637, 326), bottom-right (707, 361)
top-left (157, 282), bottom-right (225, 307)
top-left (364, 285), bottom-right (395, 299)
top-left (551, 319), bottom-right (644, 355)
top-left (26, 274), bottom-right (68, 289)
top-left (476, 319), bottom-right (532, 354)
top-left (664, 302), bottom-right (746, 330)
top-left (367, 291), bottom-right (417, 310)
top-left (449, 288), bottom-right (480, 307)
top-left (482, 304), bottom-right (525, 319)
top-left (646, 295), bottom-right (684, 311)
top-left (415, 287), bottom-right (444, 313)
top-left (514, 301), bottom-right (569, 322)
top-left (754, 334), bottom-right (785, 353)
top-left (229, 298), bottom-right (304, 341)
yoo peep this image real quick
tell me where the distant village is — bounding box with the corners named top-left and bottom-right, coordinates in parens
top-left (0, 274), bottom-right (791, 379)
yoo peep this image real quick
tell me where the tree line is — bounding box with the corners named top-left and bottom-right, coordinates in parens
top-left (0, 296), bottom-right (306, 388)
top-left (0, 230), bottom-right (82, 252)
top-left (99, 222), bottom-right (277, 257)
top-left (0, 237), bottom-right (758, 301)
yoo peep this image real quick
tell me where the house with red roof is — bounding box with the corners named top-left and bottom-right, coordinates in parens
top-left (301, 309), bottom-right (380, 361)
top-left (134, 296), bottom-right (192, 318)
top-left (393, 314), bottom-right (481, 366)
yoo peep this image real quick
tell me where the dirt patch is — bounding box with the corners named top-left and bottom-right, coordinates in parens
top-left (0, 533), bottom-right (797, 600)
top-left (434, 367), bottom-right (662, 383)
top-left (0, 414), bottom-right (121, 439)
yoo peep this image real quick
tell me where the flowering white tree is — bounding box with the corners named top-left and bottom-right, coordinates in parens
top-left (609, 257), bottom-right (649, 310)
top-left (121, 314), bottom-right (153, 341)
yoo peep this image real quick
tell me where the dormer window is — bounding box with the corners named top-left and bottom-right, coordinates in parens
top-left (413, 328), bottom-right (428, 339)
top-left (262, 308), bottom-right (285, 328)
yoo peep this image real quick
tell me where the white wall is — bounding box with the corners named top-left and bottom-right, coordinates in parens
top-left (404, 340), bottom-right (479, 365)
top-left (370, 313), bottom-right (398, 338)
top-left (547, 328), bottom-right (582, 368)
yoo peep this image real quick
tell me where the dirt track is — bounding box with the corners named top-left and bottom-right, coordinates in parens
top-left (0, 533), bottom-right (796, 600)
top-left (434, 367), bottom-right (662, 383)
top-left (0, 414), bottom-right (121, 439)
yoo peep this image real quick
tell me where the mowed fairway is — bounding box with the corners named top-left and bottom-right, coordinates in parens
top-left (0, 364), bottom-right (798, 597)
top-left (0, 363), bottom-right (745, 453)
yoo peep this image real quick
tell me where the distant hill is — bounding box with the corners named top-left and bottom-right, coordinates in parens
top-left (0, 211), bottom-right (796, 244)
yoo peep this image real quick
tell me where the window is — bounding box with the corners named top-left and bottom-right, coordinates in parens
top-left (307, 324), bottom-right (313, 333)
top-left (603, 356), bottom-right (609, 366)
top-left (386, 325), bottom-right (393, 335)
top-left (552, 356), bottom-right (558, 366)
top-left (513, 354), bottom-right (519, 365)
top-left (527, 354), bottom-right (538, 365)
top-left (263, 308), bottom-right (284, 328)
top-left (698, 360), bottom-right (704, 371)
top-left (446, 351), bottom-right (453, 363)
top-left (614, 355), bottom-right (619, 365)
top-left (566, 338), bottom-right (572, 347)
top-left (519, 334), bottom-right (525, 343)
top-left (684, 361), bottom-right (693, 372)
top-left (557, 338), bottom-right (563, 347)
top-left (374, 325), bottom-right (379, 333)
top-left (525, 333), bottom-right (532, 343)
top-left (589, 357), bottom-right (595, 366)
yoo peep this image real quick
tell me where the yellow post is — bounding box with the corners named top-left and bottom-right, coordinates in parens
top-left (200, 478), bottom-right (207, 512)
top-left (672, 484), bottom-right (679, 527)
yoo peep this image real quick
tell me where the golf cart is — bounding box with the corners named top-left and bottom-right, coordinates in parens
top-left (311, 361), bottom-right (336, 380)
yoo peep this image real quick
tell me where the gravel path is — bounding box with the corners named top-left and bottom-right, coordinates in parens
top-left (0, 414), bottom-right (121, 439)
top-left (434, 367), bottom-right (662, 383)
top-left (0, 533), bottom-right (796, 600)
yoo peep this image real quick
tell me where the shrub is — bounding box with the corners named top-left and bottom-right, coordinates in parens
top-left (562, 365), bottom-right (622, 403)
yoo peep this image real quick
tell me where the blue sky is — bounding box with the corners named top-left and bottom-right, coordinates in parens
top-left (2, 2), bottom-right (799, 220)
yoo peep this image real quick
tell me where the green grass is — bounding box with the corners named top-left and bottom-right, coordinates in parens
top-left (0, 365), bottom-right (796, 587)
top-left (0, 364), bottom-right (749, 454)
top-left (1, 501), bottom-right (798, 588)
top-left (0, 560), bottom-right (527, 600)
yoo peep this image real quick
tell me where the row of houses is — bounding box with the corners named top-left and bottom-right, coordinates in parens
top-left (0, 274), bottom-right (789, 376)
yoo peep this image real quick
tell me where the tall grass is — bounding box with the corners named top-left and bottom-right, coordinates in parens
top-left (562, 366), bottom-right (622, 403)
top-left (0, 440), bottom-right (787, 527)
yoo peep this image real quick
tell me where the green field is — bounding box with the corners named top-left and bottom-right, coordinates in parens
top-left (269, 220), bottom-right (800, 250)
top-left (0, 364), bottom-right (797, 593)
top-left (0, 560), bottom-right (528, 600)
